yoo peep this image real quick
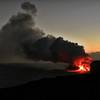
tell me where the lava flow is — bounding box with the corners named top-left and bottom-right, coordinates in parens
top-left (67, 56), bottom-right (93, 74)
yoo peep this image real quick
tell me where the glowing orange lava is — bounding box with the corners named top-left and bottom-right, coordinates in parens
top-left (67, 56), bottom-right (93, 74)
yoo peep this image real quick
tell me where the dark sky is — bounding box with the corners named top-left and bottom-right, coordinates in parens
top-left (0, 0), bottom-right (100, 53)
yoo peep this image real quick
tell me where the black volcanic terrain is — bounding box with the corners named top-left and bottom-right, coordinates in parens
top-left (0, 63), bottom-right (68, 88)
top-left (1, 73), bottom-right (97, 99)
top-left (0, 60), bottom-right (100, 99)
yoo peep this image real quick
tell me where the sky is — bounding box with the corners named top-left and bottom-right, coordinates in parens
top-left (0, 0), bottom-right (100, 53)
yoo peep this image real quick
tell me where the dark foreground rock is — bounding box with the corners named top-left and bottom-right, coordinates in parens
top-left (0, 73), bottom-right (98, 99)
top-left (0, 60), bottom-right (100, 99)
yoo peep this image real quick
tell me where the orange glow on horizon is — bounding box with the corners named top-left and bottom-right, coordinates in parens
top-left (85, 47), bottom-right (100, 53)
top-left (83, 42), bottom-right (100, 53)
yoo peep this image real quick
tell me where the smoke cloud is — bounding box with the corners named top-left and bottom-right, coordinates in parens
top-left (21, 2), bottom-right (37, 15)
top-left (0, 2), bottom-right (86, 63)
top-left (0, 2), bottom-right (44, 62)
top-left (22, 36), bottom-right (86, 63)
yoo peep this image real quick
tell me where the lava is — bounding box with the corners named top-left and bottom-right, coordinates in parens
top-left (67, 56), bottom-right (93, 74)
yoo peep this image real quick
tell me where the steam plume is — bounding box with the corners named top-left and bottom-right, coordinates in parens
top-left (0, 2), bottom-right (86, 63)
top-left (0, 2), bottom-right (44, 62)
top-left (21, 2), bottom-right (37, 15)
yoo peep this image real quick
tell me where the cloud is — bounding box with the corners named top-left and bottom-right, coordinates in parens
top-left (21, 2), bottom-right (37, 15)
top-left (0, 2), bottom-right (44, 61)
top-left (0, 2), bottom-right (86, 64)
